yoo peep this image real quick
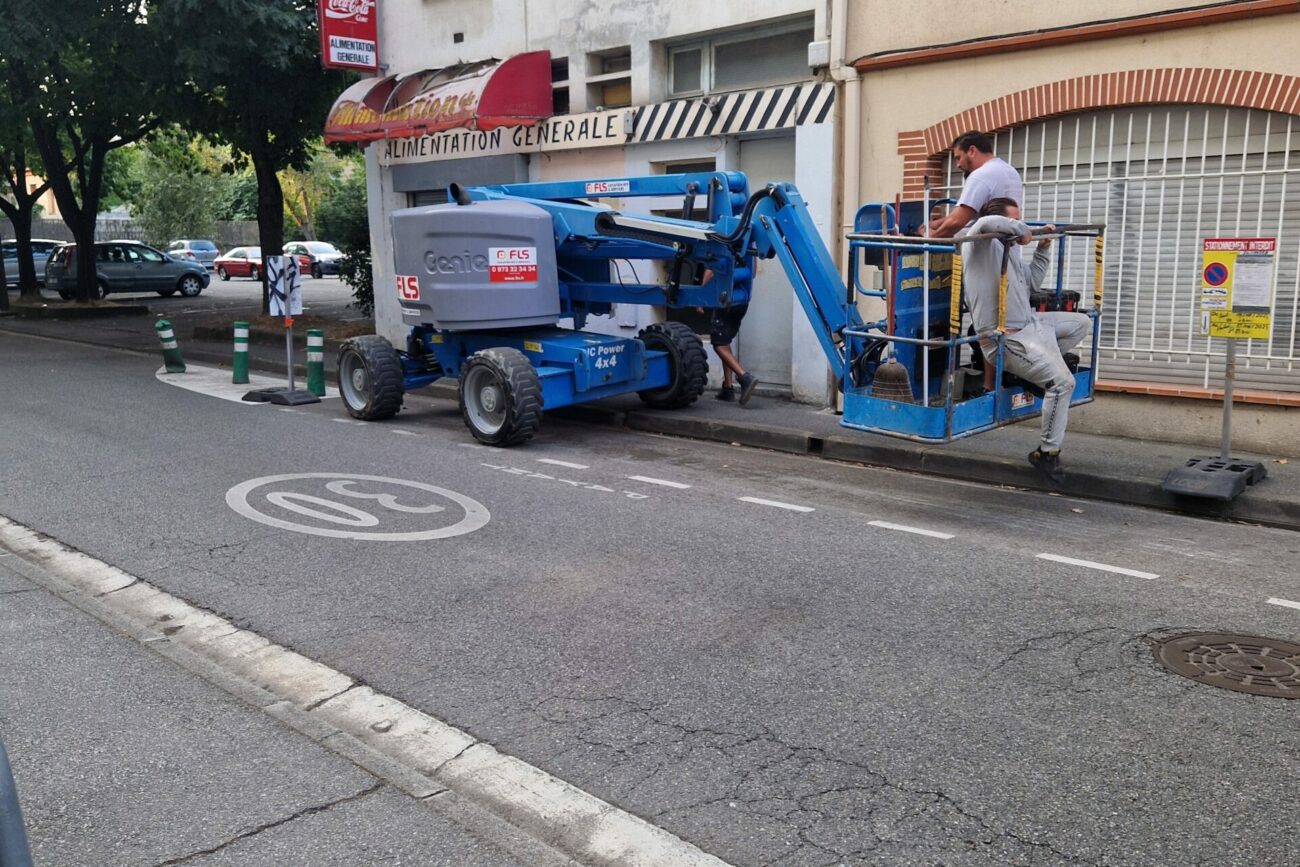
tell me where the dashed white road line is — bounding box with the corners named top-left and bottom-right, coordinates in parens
top-left (628, 475), bottom-right (692, 490)
top-left (738, 496), bottom-right (814, 513)
top-left (868, 520), bottom-right (953, 540)
top-left (1266, 597), bottom-right (1300, 611)
top-left (1036, 553), bottom-right (1159, 580)
top-left (390, 429), bottom-right (422, 437)
top-left (457, 442), bottom-right (486, 449)
top-left (536, 458), bottom-right (589, 470)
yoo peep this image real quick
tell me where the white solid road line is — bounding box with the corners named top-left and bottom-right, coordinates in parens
top-left (1266, 597), bottom-right (1300, 611)
top-left (1036, 553), bottom-right (1159, 580)
top-left (867, 520), bottom-right (954, 540)
top-left (738, 496), bottom-right (815, 513)
top-left (390, 429), bottom-right (422, 437)
top-left (628, 475), bottom-right (692, 489)
top-left (536, 458), bottom-right (589, 470)
top-left (0, 517), bottom-right (730, 867)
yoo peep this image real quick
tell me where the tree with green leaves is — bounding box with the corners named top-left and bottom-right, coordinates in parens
top-left (168, 0), bottom-right (347, 312)
top-left (0, 0), bottom-right (181, 301)
top-left (0, 76), bottom-right (56, 300)
top-left (130, 128), bottom-right (229, 246)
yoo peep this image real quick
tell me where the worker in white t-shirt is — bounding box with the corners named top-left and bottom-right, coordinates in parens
top-left (929, 131), bottom-right (1024, 238)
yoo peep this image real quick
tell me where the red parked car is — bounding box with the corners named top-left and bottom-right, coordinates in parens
top-left (213, 246), bottom-right (263, 281)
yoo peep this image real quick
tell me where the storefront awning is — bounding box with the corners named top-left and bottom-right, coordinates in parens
top-left (324, 51), bottom-right (553, 144)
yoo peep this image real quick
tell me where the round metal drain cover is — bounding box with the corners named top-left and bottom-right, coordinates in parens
top-left (1155, 632), bottom-right (1300, 699)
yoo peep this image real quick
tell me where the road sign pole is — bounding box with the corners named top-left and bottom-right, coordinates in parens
top-left (1220, 337), bottom-right (1235, 460)
top-left (285, 318), bottom-right (296, 392)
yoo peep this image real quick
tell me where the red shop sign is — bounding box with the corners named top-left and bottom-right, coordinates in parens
top-left (318, 0), bottom-right (379, 72)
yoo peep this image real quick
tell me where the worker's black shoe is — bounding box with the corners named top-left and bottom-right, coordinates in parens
top-left (716, 385), bottom-right (736, 402)
top-left (1028, 448), bottom-right (1066, 484)
top-left (1063, 352), bottom-right (1080, 373)
top-left (738, 373), bottom-right (759, 406)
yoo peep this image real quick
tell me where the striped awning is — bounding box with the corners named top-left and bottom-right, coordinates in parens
top-left (630, 82), bottom-right (835, 143)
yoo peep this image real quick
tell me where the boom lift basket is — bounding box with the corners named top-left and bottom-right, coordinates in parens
top-left (844, 203), bottom-right (1105, 443)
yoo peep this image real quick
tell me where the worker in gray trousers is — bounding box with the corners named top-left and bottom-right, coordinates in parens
top-left (959, 197), bottom-right (1090, 483)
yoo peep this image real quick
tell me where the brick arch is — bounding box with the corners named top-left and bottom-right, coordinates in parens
top-left (897, 67), bottom-right (1300, 197)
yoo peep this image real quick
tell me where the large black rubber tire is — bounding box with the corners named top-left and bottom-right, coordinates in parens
top-left (249, 265), bottom-right (259, 281)
top-left (93, 279), bottom-right (108, 300)
top-left (636, 321), bottom-right (708, 409)
top-left (311, 263), bottom-right (323, 279)
top-left (458, 347), bottom-right (542, 447)
top-left (337, 335), bottom-right (404, 420)
top-left (217, 267), bottom-right (230, 282)
top-left (176, 273), bottom-right (203, 297)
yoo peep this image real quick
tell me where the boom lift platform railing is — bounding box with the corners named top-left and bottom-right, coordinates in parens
top-left (843, 200), bottom-right (1105, 442)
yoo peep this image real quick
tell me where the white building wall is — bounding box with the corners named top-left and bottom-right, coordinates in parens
top-left (361, 0), bottom-right (840, 404)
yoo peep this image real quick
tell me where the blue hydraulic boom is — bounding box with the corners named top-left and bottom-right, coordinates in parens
top-left (335, 171), bottom-right (1100, 445)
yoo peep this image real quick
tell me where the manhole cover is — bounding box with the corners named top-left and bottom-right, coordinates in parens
top-left (1154, 632), bottom-right (1300, 699)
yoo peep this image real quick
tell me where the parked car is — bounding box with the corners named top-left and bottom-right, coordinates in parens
top-left (213, 246), bottom-right (263, 281)
top-left (284, 241), bottom-right (343, 278)
top-left (2, 239), bottom-right (62, 287)
top-left (167, 239), bottom-right (220, 270)
top-left (44, 241), bottom-right (210, 299)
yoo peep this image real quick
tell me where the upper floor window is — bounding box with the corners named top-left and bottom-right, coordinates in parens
top-left (668, 20), bottom-right (814, 98)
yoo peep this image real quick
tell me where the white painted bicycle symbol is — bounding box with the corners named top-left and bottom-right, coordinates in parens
top-left (225, 473), bottom-right (490, 541)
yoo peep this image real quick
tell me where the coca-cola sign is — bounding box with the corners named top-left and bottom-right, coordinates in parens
top-left (318, 0), bottom-right (379, 72)
top-left (323, 0), bottom-right (373, 21)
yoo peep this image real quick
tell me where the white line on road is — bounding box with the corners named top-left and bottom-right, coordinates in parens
top-left (1036, 553), bottom-right (1159, 580)
top-left (277, 408), bottom-right (299, 413)
top-left (390, 429), bottom-right (422, 437)
top-left (1266, 597), bottom-right (1300, 611)
top-left (536, 458), bottom-right (589, 470)
top-left (628, 475), bottom-right (692, 490)
top-left (738, 496), bottom-right (815, 513)
top-left (457, 442), bottom-right (486, 449)
top-left (868, 520), bottom-right (954, 540)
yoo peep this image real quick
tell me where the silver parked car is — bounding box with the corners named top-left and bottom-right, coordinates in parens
top-left (45, 241), bottom-right (210, 299)
top-left (167, 239), bottom-right (220, 270)
top-left (2, 239), bottom-right (62, 287)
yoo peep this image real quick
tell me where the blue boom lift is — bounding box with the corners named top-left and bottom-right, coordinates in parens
top-left (336, 171), bottom-right (1103, 445)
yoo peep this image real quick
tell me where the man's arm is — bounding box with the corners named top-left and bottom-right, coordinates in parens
top-left (1028, 224), bottom-right (1055, 288)
top-left (929, 204), bottom-right (977, 238)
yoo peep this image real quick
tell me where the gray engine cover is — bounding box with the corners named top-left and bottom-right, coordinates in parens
top-left (391, 199), bottom-right (560, 330)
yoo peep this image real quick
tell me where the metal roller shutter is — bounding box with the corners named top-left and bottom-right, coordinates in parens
top-left (942, 107), bottom-right (1300, 392)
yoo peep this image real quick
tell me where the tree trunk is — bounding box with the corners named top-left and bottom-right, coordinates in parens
top-left (8, 207), bottom-right (40, 296)
top-left (0, 242), bottom-right (8, 312)
top-left (252, 148), bottom-right (284, 315)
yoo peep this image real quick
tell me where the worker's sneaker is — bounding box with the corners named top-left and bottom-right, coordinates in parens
top-left (1063, 351), bottom-right (1080, 373)
top-left (738, 373), bottom-right (759, 406)
top-left (716, 385), bottom-right (736, 401)
top-left (1028, 448), bottom-right (1066, 484)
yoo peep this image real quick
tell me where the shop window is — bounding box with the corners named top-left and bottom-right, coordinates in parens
top-left (586, 46), bottom-right (632, 109)
top-left (551, 56), bottom-right (570, 116)
top-left (668, 19), bottom-right (813, 98)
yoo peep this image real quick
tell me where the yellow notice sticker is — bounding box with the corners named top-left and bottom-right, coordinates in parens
top-left (523, 341), bottom-right (542, 353)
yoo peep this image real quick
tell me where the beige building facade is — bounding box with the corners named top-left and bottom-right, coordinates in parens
top-left (840, 0), bottom-right (1300, 396)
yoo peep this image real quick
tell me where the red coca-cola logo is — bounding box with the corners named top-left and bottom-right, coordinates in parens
top-left (323, 0), bottom-right (373, 22)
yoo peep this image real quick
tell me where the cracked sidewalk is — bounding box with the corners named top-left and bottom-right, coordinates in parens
top-left (0, 558), bottom-right (535, 867)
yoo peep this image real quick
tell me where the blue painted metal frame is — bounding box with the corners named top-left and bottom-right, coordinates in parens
top-left (844, 209), bottom-right (1104, 442)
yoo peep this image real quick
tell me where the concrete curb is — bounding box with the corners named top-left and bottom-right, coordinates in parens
top-left (11, 302), bottom-right (149, 319)
top-left (0, 517), bottom-right (731, 867)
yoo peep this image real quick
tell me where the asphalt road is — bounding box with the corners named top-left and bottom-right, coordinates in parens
top-left (2, 333), bottom-right (1298, 866)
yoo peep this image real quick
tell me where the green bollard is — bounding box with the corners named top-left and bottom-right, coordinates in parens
top-left (232, 321), bottom-right (249, 384)
top-left (155, 319), bottom-right (186, 373)
top-left (306, 328), bottom-right (325, 396)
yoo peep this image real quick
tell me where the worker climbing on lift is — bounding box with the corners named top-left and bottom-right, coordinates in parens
top-left (958, 197), bottom-right (1091, 483)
